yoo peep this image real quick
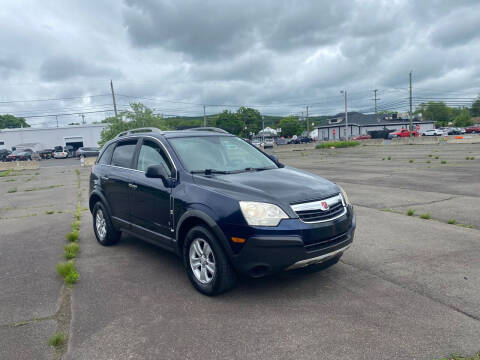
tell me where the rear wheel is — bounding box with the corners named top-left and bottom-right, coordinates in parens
top-left (183, 225), bottom-right (236, 296)
top-left (92, 202), bottom-right (121, 246)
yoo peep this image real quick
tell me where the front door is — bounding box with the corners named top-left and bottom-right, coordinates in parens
top-left (130, 138), bottom-right (175, 246)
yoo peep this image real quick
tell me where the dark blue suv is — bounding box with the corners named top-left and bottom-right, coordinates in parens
top-left (89, 127), bottom-right (355, 295)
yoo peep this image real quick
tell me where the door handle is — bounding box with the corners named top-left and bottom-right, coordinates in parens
top-left (128, 183), bottom-right (137, 190)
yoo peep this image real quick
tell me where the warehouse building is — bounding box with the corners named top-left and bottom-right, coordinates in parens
top-left (312, 112), bottom-right (435, 140)
top-left (0, 124), bottom-right (107, 151)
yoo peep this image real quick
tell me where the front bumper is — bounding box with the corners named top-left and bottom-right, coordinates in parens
top-left (226, 206), bottom-right (355, 277)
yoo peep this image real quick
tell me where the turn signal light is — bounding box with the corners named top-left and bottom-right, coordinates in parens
top-left (231, 237), bottom-right (246, 244)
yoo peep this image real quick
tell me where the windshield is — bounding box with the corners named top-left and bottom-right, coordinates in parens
top-left (168, 136), bottom-right (277, 173)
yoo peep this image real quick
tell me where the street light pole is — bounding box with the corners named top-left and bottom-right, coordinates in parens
top-left (341, 90), bottom-right (348, 140)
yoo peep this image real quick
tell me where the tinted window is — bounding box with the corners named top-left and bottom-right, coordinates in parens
top-left (136, 140), bottom-right (172, 174)
top-left (97, 143), bottom-right (115, 165)
top-left (111, 141), bottom-right (137, 168)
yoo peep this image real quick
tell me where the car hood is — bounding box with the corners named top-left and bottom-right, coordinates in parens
top-left (192, 166), bottom-right (340, 207)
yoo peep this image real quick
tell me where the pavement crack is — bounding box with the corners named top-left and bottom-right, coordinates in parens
top-left (386, 195), bottom-right (461, 208)
top-left (52, 285), bottom-right (72, 360)
top-left (0, 315), bottom-right (55, 328)
top-left (340, 259), bottom-right (480, 322)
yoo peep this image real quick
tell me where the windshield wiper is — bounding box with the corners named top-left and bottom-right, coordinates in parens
top-left (243, 167), bottom-right (275, 172)
top-left (191, 169), bottom-right (232, 175)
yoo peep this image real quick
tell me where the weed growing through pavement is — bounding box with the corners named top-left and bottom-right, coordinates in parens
top-left (435, 156), bottom-right (439, 159)
top-left (71, 220), bottom-right (80, 231)
top-left (66, 231), bottom-right (79, 242)
top-left (441, 160), bottom-right (447, 164)
top-left (387, 156), bottom-right (391, 160)
top-left (45, 210), bottom-right (54, 215)
top-left (420, 213), bottom-right (431, 220)
top-left (5, 178), bottom-right (16, 182)
top-left (7, 187), bottom-right (17, 193)
top-left (407, 209), bottom-right (415, 216)
top-left (48, 333), bottom-right (65, 347)
top-left (64, 243), bottom-right (80, 260)
top-left (409, 159), bottom-right (414, 163)
top-left (448, 219), bottom-right (456, 224)
top-left (56, 260), bottom-right (79, 286)
top-left (427, 160), bottom-right (431, 163)
top-left (428, 154), bottom-right (432, 157)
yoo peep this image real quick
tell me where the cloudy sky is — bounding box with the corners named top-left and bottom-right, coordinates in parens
top-left (1, 0), bottom-right (480, 127)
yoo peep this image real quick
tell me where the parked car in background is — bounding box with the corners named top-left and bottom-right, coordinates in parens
top-left (351, 135), bottom-right (371, 140)
top-left (389, 129), bottom-right (419, 138)
top-left (465, 126), bottom-right (480, 134)
top-left (447, 128), bottom-right (462, 135)
top-left (6, 149), bottom-right (33, 161)
top-left (275, 138), bottom-right (288, 145)
top-left (39, 149), bottom-right (55, 159)
top-left (0, 149), bottom-right (12, 161)
top-left (89, 127), bottom-right (355, 295)
top-left (263, 138), bottom-right (274, 149)
top-left (75, 147), bottom-right (100, 158)
top-left (54, 146), bottom-right (70, 159)
top-left (422, 129), bottom-right (443, 136)
top-left (251, 139), bottom-right (263, 148)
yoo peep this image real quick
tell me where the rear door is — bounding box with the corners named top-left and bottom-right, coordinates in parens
top-left (103, 139), bottom-right (140, 228)
top-left (129, 138), bottom-right (175, 246)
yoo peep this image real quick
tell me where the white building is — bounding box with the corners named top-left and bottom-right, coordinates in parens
top-left (0, 124), bottom-right (107, 151)
top-left (314, 112), bottom-right (435, 140)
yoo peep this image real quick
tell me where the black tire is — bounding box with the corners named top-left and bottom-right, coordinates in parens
top-left (92, 202), bottom-right (121, 246)
top-left (183, 225), bottom-right (236, 296)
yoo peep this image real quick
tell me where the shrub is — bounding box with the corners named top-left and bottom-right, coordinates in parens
top-left (66, 230), bottom-right (79, 242)
top-left (64, 242), bottom-right (80, 259)
top-left (420, 213), bottom-right (431, 220)
top-left (448, 219), bottom-right (456, 224)
top-left (316, 141), bottom-right (360, 149)
top-left (407, 209), bottom-right (415, 216)
top-left (48, 333), bottom-right (65, 347)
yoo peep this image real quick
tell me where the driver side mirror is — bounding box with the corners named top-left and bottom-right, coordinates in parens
top-left (145, 164), bottom-right (174, 187)
top-left (267, 154), bottom-right (284, 168)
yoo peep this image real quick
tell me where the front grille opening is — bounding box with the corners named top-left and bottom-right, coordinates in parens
top-left (296, 202), bottom-right (344, 222)
top-left (304, 232), bottom-right (349, 252)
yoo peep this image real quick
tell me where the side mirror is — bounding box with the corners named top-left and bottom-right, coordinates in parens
top-left (145, 164), bottom-right (174, 187)
top-left (268, 154), bottom-right (285, 168)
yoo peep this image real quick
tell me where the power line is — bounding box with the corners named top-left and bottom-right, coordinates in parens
top-left (0, 94), bottom-right (111, 105)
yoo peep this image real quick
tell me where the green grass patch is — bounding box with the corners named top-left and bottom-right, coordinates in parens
top-left (64, 242), bottom-right (80, 260)
top-left (428, 154), bottom-right (433, 157)
top-left (387, 156), bottom-right (392, 160)
top-left (441, 160), bottom-right (447, 164)
top-left (420, 213), bottom-right (431, 220)
top-left (75, 169), bottom-right (80, 176)
top-left (470, 157), bottom-right (475, 160)
top-left (66, 230), bottom-right (79, 242)
top-left (71, 220), bottom-right (80, 231)
top-left (316, 141), bottom-right (360, 149)
top-left (56, 260), bottom-right (79, 285)
top-left (48, 332), bottom-right (65, 347)
top-left (0, 170), bottom-right (13, 177)
top-left (407, 209), bottom-right (415, 216)
top-left (5, 178), bottom-right (16, 182)
top-left (7, 187), bottom-right (17, 193)
top-left (448, 219), bottom-right (456, 224)
top-left (409, 159), bottom-right (414, 163)
top-left (435, 156), bottom-right (439, 159)
top-left (427, 160), bottom-right (431, 163)
top-left (436, 352), bottom-right (480, 360)
top-left (45, 210), bottom-right (54, 215)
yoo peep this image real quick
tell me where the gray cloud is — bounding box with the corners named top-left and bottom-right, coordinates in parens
top-left (0, 0), bottom-right (479, 126)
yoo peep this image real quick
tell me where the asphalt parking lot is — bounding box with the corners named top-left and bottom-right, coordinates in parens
top-left (1, 142), bottom-right (479, 359)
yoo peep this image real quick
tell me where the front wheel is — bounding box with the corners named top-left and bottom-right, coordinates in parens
top-left (183, 226), bottom-right (236, 296)
top-left (92, 202), bottom-right (121, 246)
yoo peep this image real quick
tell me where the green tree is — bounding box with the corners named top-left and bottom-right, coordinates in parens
top-left (471, 97), bottom-right (480, 117)
top-left (236, 107), bottom-right (261, 137)
top-left (416, 101), bottom-right (451, 126)
top-left (278, 116), bottom-right (302, 137)
top-left (99, 103), bottom-right (169, 146)
top-left (453, 108), bottom-right (473, 127)
top-left (216, 110), bottom-right (243, 135)
top-left (0, 114), bottom-right (30, 129)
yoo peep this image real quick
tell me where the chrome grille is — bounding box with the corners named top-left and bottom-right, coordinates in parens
top-left (291, 193), bottom-right (346, 223)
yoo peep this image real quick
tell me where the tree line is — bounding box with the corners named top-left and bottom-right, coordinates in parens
top-left (415, 97), bottom-right (480, 127)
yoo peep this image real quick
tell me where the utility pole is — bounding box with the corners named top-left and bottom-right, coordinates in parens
top-left (409, 71), bottom-right (413, 133)
top-left (203, 105), bottom-right (206, 127)
top-left (110, 80), bottom-right (118, 117)
top-left (373, 89), bottom-right (380, 121)
top-left (306, 106), bottom-right (309, 135)
top-left (79, 113), bottom-right (86, 125)
top-left (262, 115), bottom-right (265, 142)
top-left (55, 115), bottom-right (58, 128)
top-left (341, 90), bottom-right (348, 140)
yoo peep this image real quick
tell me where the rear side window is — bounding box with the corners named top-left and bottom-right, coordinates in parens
top-left (97, 143), bottom-right (115, 165)
top-left (111, 140), bottom-right (137, 168)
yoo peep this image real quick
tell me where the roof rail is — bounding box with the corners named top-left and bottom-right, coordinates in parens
top-left (115, 127), bottom-right (163, 138)
top-left (189, 127), bottom-right (229, 134)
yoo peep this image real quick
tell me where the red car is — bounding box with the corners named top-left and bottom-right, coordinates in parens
top-left (465, 126), bottom-right (480, 133)
top-left (391, 129), bottom-right (419, 138)
top-left (351, 135), bottom-right (371, 140)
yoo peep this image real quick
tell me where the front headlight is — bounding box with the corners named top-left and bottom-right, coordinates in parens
top-left (239, 201), bottom-right (289, 227)
top-left (338, 186), bottom-right (350, 205)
